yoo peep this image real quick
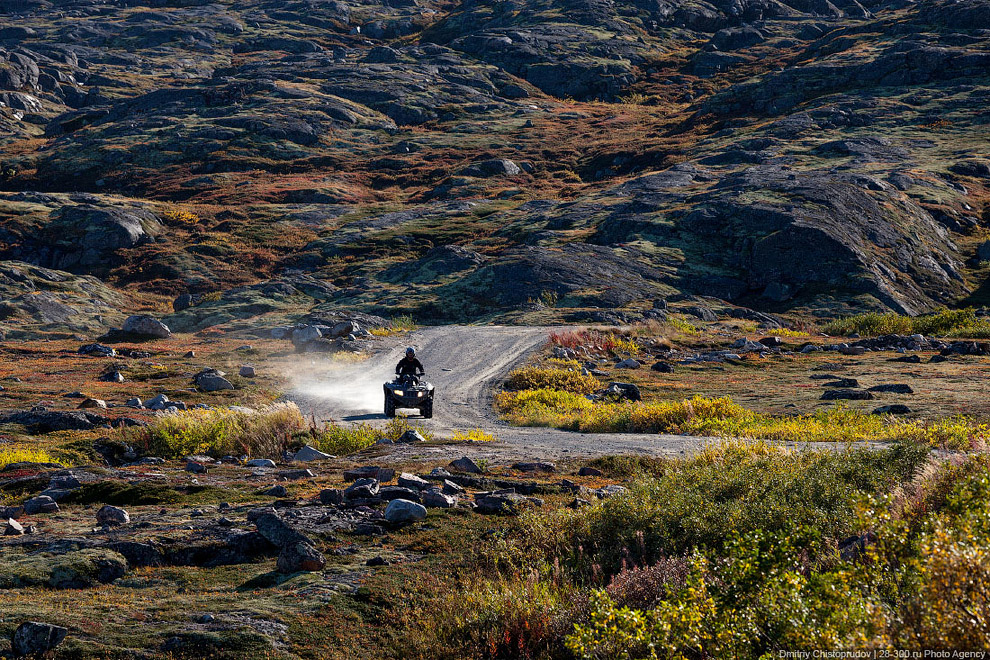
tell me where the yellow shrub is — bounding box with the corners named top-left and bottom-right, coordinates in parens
top-left (162, 207), bottom-right (200, 226)
top-left (450, 428), bottom-right (497, 443)
top-left (505, 366), bottom-right (600, 394)
top-left (0, 447), bottom-right (59, 469)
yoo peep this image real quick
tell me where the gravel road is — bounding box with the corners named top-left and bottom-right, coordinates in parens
top-left (290, 325), bottom-right (847, 463)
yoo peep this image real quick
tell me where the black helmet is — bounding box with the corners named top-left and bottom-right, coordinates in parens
top-left (405, 347), bottom-right (415, 357)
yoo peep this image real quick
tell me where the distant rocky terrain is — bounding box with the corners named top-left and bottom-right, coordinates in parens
top-left (1, 0), bottom-right (990, 336)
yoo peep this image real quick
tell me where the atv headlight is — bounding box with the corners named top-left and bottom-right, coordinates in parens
top-left (394, 390), bottom-right (404, 397)
top-left (417, 391), bottom-right (424, 397)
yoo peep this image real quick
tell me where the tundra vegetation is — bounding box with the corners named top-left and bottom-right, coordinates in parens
top-left (1, 0), bottom-right (990, 651)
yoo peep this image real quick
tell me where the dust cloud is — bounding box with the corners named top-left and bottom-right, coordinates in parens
top-left (287, 356), bottom-right (396, 420)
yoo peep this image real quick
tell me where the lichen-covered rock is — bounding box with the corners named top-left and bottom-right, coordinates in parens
top-left (12, 621), bottom-right (68, 658)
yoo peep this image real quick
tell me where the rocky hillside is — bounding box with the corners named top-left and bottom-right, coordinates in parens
top-left (1, 0), bottom-right (989, 334)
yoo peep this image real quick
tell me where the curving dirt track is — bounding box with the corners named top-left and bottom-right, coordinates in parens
top-left (289, 326), bottom-right (844, 463)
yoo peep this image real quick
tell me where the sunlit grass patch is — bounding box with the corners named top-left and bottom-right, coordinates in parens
top-left (496, 390), bottom-right (990, 450)
top-left (312, 416), bottom-right (435, 455)
top-left (0, 447), bottom-right (60, 469)
top-left (504, 365), bottom-right (600, 394)
top-left (370, 315), bottom-right (418, 337)
top-left (123, 402), bottom-right (305, 459)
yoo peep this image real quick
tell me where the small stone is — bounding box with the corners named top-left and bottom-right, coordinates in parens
top-left (614, 358), bottom-right (641, 369)
top-left (384, 498), bottom-right (427, 523)
top-left (126, 397), bottom-right (143, 408)
top-left (366, 556), bottom-right (390, 567)
top-left (823, 378), bottom-right (859, 388)
top-left (821, 389), bottom-right (875, 401)
top-left (195, 370), bottom-right (234, 392)
top-left (651, 361), bottom-right (674, 373)
top-left (397, 429), bottom-right (426, 443)
top-left (345, 478), bottom-right (380, 500)
top-left (246, 507), bottom-right (277, 523)
top-left (604, 382), bottom-right (641, 402)
top-left (397, 473), bottom-right (430, 490)
top-left (292, 445), bottom-right (332, 462)
top-left (449, 457), bottom-right (482, 474)
top-left (422, 489), bottom-right (456, 508)
top-left (198, 614), bottom-right (215, 624)
top-left (319, 488), bottom-right (344, 506)
top-left (578, 466), bottom-right (603, 477)
top-left (246, 458), bottom-right (276, 468)
top-left (96, 505), bottom-right (130, 526)
top-left (595, 484), bottom-right (628, 499)
top-left (263, 485), bottom-right (288, 497)
top-left (4, 518), bottom-right (24, 535)
top-left (512, 461), bottom-right (556, 473)
top-left (23, 496), bottom-right (58, 515)
top-left (186, 461), bottom-right (207, 473)
top-left (146, 394), bottom-right (169, 410)
top-left (867, 384), bottom-right (914, 394)
top-left (239, 366), bottom-right (256, 378)
top-left (0, 506), bottom-right (24, 520)
top-left (78, 398), bottom-right (107, 409)
top-left (441, 480), bottom-right (465, 496)
top-left (100, 371), bottom-right (125, 383)
top-left (379, 486), bottom-right (421, 502)
top-left (343, 466), bottom-right (394, 482)
top-left (278, 469), bottom-right (315, 480)
top-left (872, 404), bottom-right (912, 415)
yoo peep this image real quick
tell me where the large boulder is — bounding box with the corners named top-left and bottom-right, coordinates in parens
top-left (254, 513), bottom-right (312, 548)
top-left (276, 541), bottom-right (326, 573)
top-left (96, 505), bottom-right (130, 526)
top-left (38, 206), bottom-right (162, 272)
top-left (384, 498), bottom-right (427, 523)
top-left (122, 315), bottom-right (171, 339)
top-left (194, 369), bottom-right (234, 392)
top-left (459, 159), bottom-right (521, 177)
top-left (12, 622), bottom-right (68, 658)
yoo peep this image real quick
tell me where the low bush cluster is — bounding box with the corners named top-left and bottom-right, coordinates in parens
top-left (504, 366), bottom-right (601, 394)
top-left (549, 330), bottom-right (639, 355)
top-left (823, 308), bottom-right (990, 338)
top-left (408, 441), bottom-right (990, 657)
top-left (312, 416), bottom-right (435, 455)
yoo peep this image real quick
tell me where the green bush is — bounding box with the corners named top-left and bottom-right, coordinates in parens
top-left (823, 308), bottom-right (990, 338)
top-left (312, 417), bottom-right (434, 455)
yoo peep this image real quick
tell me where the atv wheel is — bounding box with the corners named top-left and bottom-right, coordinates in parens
top-left (420, 400), bottom-right (433, 419)
top-left (384, 397), bottom-right (396, 418)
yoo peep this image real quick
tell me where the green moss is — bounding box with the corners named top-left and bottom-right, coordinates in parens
top-left (61, 481), bottom-right (181, 506)
top-left (0, 549), bottom-right (127, 589)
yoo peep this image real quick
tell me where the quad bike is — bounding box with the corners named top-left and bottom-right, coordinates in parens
top-left (383, 374), bottom-right (435, 418)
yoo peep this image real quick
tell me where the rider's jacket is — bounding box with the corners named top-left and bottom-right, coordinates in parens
top-left (395, 356), bottom-right (424, 376)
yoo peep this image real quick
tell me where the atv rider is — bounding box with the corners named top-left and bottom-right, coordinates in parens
top-left (395, 347), bottom-right (425, 383)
